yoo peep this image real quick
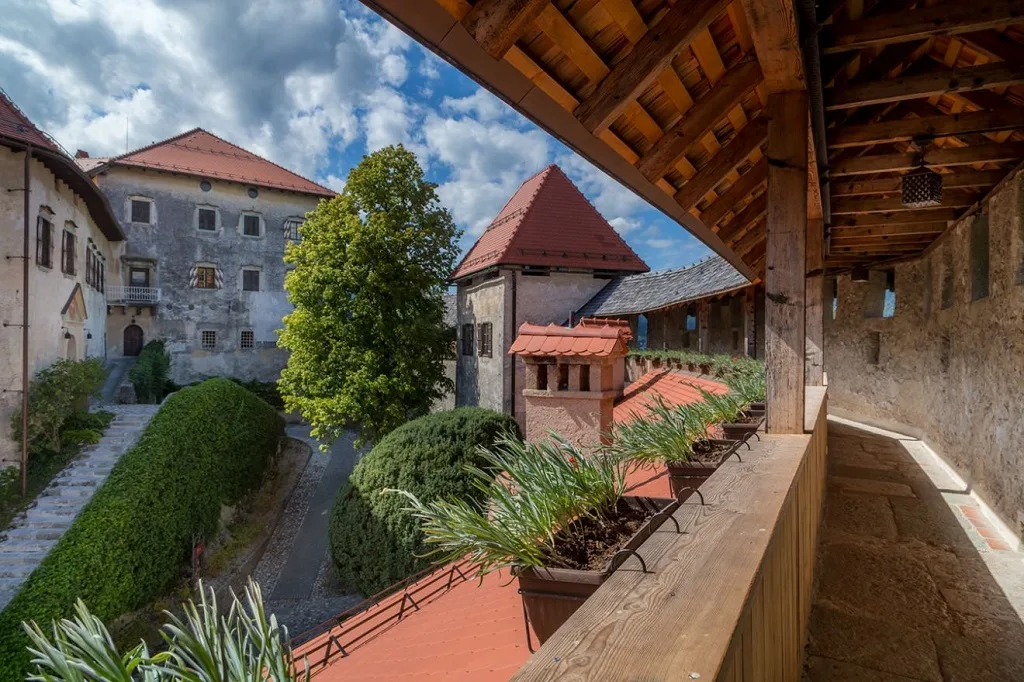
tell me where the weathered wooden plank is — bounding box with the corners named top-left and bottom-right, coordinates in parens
top-left (674, 118), bottom-right (768, 208)
top-left (829, 222), bottom-right (947, 237)
top-left (574, 0), bottom-right (731, 133)
top-left (822, 0), bottom-right (1024, 54)
top-left (765, 91), bottom-right (807, 434)
top-left (831, 209), bottom-right (960, 226)
top-left (699, 157), bottom-right (768, 227)
top-left (831, 142), bottom-right (1024, 176)
top-left (718, 191), bottom-right (767, 242)
top-left (744, 285), bottom-right (757, 358)
top-left (960, 28), bottom-right (1024, 63)
top-left (829, 108), bottom-right (1024, 148)
top-left (831, 190), bottom-right (979, 214)
top-left (830, 169), bottom-right (1004, 196)
top-left (637, 59), bottom-right (762, 182)
top-left (733, 220), bottom-right (766, 256)
top-left (462, 0), bottom-right (550, 59)
top-left (827, 62), bottom-right (1024, 110)
top-left (805, 218), bottom-right (824, 387)
top-left (737, 0), bottom-right (806, 92)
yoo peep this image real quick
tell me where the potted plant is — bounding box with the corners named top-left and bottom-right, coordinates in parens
top-left (392, 435), bottom-right (677, 645)
top-left (609, 396), bottom-right (739, 500)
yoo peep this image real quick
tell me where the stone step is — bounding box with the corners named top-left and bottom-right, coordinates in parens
top-left (21, 513), bottom-right (76, 529)
top-left (0, 566), bottom-right (35, 580)
top-left (2, 527), bottom-right (64, 542)
top-left (32, 495), bottom-right (86, 508)
top-left (0, 551), bottom-right (47, 565)
top-left (53, 474), bottom-right (105, 487)
top-left (0, 538), bottom-right (58, 553)
top-left (42, 485), bottom-right (95, 498)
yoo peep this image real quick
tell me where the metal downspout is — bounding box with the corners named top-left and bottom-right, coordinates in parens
top-left (796, 0), bottom-right (832, 240)
top-left (21, 144), bottom-right (31, 496)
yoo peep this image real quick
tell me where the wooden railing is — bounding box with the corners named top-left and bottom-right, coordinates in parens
top-left (512, 386), bottom-right (828, 681)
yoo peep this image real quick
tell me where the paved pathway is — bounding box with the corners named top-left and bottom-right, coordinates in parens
top-left (804, 419), bottom-right (1024, 681)
top-left (0, 404), bottom-right (159, 611)
top-left (252, 425), bottom-right (367, 636)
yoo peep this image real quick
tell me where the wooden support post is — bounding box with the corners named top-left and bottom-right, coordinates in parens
top-left (765, 91), bottom-right (808, 434)
top-left (697, 298), bottom-right (710, 354)
top-left (805, 218), bottom-right (825, 386)
top-left (744, 286), bottom-right (757, 358)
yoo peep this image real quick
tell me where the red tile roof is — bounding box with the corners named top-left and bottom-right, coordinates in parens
top-left (577, 316), bottom-right (633, 341)
top-left (508, 322), bottom-right (630, 358)
top-left (0, 89), bottom-right (62, 153)
top-left (450, 165), bottom-right (649, 281)
top-left (95, 128), bottom-right (334, 197)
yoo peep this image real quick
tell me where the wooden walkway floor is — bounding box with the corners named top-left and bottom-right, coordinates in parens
top-left (804, 420), bottom-right (1024, 681)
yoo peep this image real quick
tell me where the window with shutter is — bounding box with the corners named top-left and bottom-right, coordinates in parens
top-left (478, 322), bottom-right (493, 357)
top-left (283, 218), bottom-right (302, 241)
top-left (61, 230), bottom-right (76, 275)
top-left (36, 217), bottom-right (52, 268)
top-left (461, 324), bottom-right (474, 356)
top-left (194, 266), bottom-right (217, 289)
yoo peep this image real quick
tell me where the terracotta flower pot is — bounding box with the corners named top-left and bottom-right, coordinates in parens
top-left (721, 421), bottom-right (760, 442)
top-left (666, 439), bottom-right (740, 500)
top-left (518, 495), bottom-right (678, 644)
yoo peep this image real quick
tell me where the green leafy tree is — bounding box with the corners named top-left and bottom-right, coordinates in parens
top-left (279, 145), bottom-right (460, 446)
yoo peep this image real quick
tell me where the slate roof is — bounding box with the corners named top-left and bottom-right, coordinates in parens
top-left (575, 255), bottom-right (750, 317)
top-left (450, 165), bottom-right (648, 281)
top-left (443, 292), bottom-right (457, 327)
top-left (85, 128), bottom-right (334, 197)
top-left (508, 322), bottom-right (630, 358)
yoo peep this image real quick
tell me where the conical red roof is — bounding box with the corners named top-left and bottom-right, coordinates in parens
top-left (450, 165), bottom-right (648, 281)
top-left (103, 128), bottom-right (334, 197)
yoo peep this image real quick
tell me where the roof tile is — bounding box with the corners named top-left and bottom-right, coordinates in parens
top-left (508, 322), bottom-right (630, 358)
top-left (451, 165), bottom-right (648, 280)
top-left (0, 89), bottom-right (63, 152)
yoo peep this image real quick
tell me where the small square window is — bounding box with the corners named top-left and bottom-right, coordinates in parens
top-left (242, 269), bottom-right (260, 291)
top-left (129, 267), bottom-right (149, 287)
top-left (194, 266), bottom-right (217, 289)
top-left (131, 199), bottom-right (151, 224)
top-left (197, 208), bottom-right (217, 232)
top-left (201, 330), bottom-right (216, 350)
top-left (240, 330), bottom-right (254, 350)
top-left (243, 214), bottom-right (261, 237)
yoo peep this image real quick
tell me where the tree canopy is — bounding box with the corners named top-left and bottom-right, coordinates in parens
top-left (278, 145), bottom-right (460, 446)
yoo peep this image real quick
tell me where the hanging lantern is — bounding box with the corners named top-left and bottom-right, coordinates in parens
top-left (851, 266), bottom-right (870, 283)
top-left (902, 166), bottom-right (943, 208)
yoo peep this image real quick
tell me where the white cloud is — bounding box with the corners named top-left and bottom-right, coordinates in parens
top-left (441, 89), bottom-right (513, 123)
top-left (609, 217), bottom-right (642, 236)
top-left (645, 237), bottom-right (679, 250)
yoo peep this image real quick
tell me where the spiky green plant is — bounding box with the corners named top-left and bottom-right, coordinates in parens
top-left (607, 396), bottom-right (711, 465)
top-left (391, 434), bottom-right (629, 576)
top-left (22, 581), bottom-right (308, 681)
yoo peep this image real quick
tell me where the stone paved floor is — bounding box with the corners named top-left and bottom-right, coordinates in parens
top-left (804, 419), bottom-right (1024, 681)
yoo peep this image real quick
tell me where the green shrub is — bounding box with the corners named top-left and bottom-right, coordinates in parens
top-left (328, 407), bottom-right (518, 595)
top-left (10, 358), bottom-right (106, 457)
top-left (129, 340), bottom-right (172, 403)
top-left (0, 378), bottom-right (283, 678)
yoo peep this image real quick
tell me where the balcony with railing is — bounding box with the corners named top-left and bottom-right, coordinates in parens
top-left (106, 285), bottom-right (161, 306)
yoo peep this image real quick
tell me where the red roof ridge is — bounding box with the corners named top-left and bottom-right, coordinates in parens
top-left (0, 87), bottom-right (64, 154)
top-left (517, 322), bottom-right (623, 339)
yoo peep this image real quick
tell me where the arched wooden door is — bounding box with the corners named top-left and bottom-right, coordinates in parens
top-left (124, 325), bottom-right (144, 356)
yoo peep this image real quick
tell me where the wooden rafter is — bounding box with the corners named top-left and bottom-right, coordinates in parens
top-left (830, 222), bottom-right (949, 237)
top-left (674, 118), bottom-right (768, 208)
top-left (828, 61), bottom-right (1024, 110)
top-left (737, 0), bottom-right (806, 92)
top-left (822, 0), bottom-right (1024, 54)
top-left (831, 208), bottom-right (961, 226)
top-left (831, 190), bottom-right (979, 214)
top-left (573, 0), bottom-right (732, 134)
top-left (829, 108), bottom-right (1024, 148)
top-left (831, 142), bottom-right (1024, 176)
top-left (831, 169), bottom-right (1006, 196)
top-left (718, 192), bottom-right (767, 242)
top-left (698, 157), bottom-right (768, 227)
top-left (461, 0), bottom-right (549, 60)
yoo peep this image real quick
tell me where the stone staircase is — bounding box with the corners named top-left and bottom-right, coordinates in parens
top-left (0, 404), bottom-right (160, 611)
top-left (98, 356), bottom-right (137, 405)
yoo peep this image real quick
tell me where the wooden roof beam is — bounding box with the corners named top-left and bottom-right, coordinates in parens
top-left (827, 62), bottom-right (1024, 111)
top-left (636, 59), bottom-right (762, 182)
top-left (959, 29), bottom-right (1024, 63)
top-left (574, 0), bottom-right (731, 133)
top-left (822, 0), bottom-right (1024, 54)
top-left (832, 142), bottom-right (1024, 176)
top-left (718, 192), bottom-right (767, 242)
top-left (829, 108), bottom-right (1024, 149)
top-left (831, 190), bottom-right (979, 214)
top-left (830, 222), bottom-right (949, 237)
top-left (831, 209), bottom-right (961, 226)
top-left (674, 118), bottom-right (768, 209)
top-left (698, 157), bottom-right (768, 228)
top-left (737, 0), bottom-right (806, 92)
top-left (831, 169), bottom-right (1005, 196)
top-left (461, 0), bottom-right (550, 60)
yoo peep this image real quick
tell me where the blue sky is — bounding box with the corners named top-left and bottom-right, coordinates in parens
top-left (0, 0), bottom-right (710, 271)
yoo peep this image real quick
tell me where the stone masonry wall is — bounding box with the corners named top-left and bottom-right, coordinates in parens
top-left (825, 174), bottom-right (1024, 536)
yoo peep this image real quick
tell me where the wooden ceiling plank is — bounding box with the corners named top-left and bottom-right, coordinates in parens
top-left (699, 157), bottom-right (768, 226)
top-left (462, 0), bottom-right (551, 60)
top-left (718, 192), bottom-right (767, 242)
top-left (575, 0), bottom-right (732, 133)
top-left (601, 0), bottom-right (647, 42)
top-left (636, 59), bottom-right (762, 181)
top-left (959, 29), bottom-right (1024, 63)
top-left (829, 107), bottom-right (1024, 148)
top-left (831, 141), bottom-right (1024, 176)
top-left (830, 222), bottom-right (949, 237)
top-left (535, 4), bottom-right (610, 83)
top-left (827, 61), bottom-right (1024, 110)
top-left (831, 189), bottom-right (980, 214)
top-left (673, 118), bottom-right (768, 208)
top-left (823, 0), bottom-right (1024, 54)
top-left (831, 169), bottom-right (1005, 195)
top-left (831, 208), bottom-right (961, 226)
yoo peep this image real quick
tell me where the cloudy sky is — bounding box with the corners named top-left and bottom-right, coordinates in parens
top-left (1, 0), bottom-right (711, 270)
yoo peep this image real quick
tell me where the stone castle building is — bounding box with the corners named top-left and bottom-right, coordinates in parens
top-left (78, 129), bottom-right (333, 383)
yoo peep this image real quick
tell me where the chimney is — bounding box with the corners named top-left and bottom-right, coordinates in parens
top-left (75, 149), bottom-right (90, 158)
top-left (509, 322), bottom-right (629, 450)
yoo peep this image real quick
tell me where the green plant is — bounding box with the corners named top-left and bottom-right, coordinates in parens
top-left (394, 434), bottom-right (630, 576)
top-left (279, 145), bottom-right (461, 447)
top-left (23, 580), bottom-right (308, 681)
top-left (328, 407), bottom-right (517, 595)
top-left (607, 396), bottom-right (711, 465)
top-left (129, 340), bottom-right (172, 404)
top-left (229, 378), bottom-right (285, 410)
top-left (0, 378), bottom-right (283, 679)
top-left (11, 358), bottom-right (106, 457)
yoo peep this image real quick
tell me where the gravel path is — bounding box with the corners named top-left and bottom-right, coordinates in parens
top-left (253, 425), bottom-right (366, 636)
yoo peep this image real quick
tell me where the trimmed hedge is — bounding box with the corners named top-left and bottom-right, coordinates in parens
top-left (0, 378), bottom-right (283, 678)
top-left (329, 407), bottom-right (518, 595)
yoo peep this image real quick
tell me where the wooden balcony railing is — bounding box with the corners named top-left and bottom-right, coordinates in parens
top-left (512, 386), bottom-right (829, 682)
top-left (106, 285), bottom-right (161, 305)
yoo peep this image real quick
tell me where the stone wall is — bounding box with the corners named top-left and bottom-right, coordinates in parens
top-left (455, 274), bottom-right (507, 413)
top-left (92, 168), bottom-right (323, 383)
top-left (825, 174), bottom-right (1024, 536)
top-left (0, 147), bottom-right (122, 465)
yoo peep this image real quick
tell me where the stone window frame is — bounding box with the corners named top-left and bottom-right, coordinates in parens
top-left (478, 322), bottom-right (493, 357)
top-left (239, 329), bottom-right (255, 351)
top-left (35, 210), bottom-right (54, 269)
top-left (195, 204), bottom-right (220, 234)
top-left (240, 266), bottom-right (262, 292)
top-left (239, 211), bottom-right (264, 239)
top-left (60, 222), bottom-right (77, 276)
top-left (200, 329), bottom-right (217, 350)
top-left (193, 262), bottom-right (219, 290)
top-left (127, 195), bottom-right (155, 226)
